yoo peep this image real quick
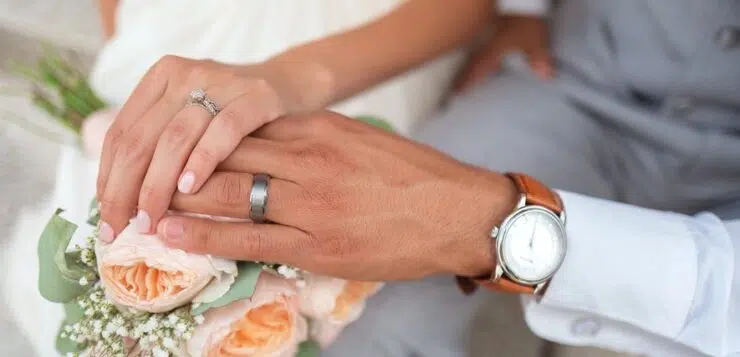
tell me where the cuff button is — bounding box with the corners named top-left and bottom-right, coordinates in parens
top-left (571, 317), bottom-right (601, 337)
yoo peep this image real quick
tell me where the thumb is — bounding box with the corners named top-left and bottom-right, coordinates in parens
top-left (526, 47), bottom-right (555, 80)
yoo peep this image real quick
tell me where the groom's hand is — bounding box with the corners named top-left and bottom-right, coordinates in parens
top-left (160, 111), bottom-right (518, 281)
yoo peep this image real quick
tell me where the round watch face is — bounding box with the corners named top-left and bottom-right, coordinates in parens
top-left (498, 207), bottom-right (566, 284)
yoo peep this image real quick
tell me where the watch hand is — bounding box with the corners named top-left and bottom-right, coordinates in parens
top-left (529, 217), bottom-right (538, 249)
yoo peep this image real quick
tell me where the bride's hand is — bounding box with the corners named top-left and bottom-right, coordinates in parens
top-left (96, 56), bottom-right (291, 242)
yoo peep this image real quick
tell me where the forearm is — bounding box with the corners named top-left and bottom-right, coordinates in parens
top-left (97, 0), bottom-right (119, 39)
top-left (263, 0), bottom-right (493, 112)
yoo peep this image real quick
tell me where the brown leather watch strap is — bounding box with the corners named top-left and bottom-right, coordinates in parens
top-left (506, 172), bottom-right (563, 215)
top-left (456, 173), bottom-right (562, 296)
top-left (475, 276), bottom-right (536, 294)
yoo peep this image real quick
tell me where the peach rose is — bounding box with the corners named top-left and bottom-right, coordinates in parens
top-left (187, 273), bottom-right (308, 357)
top-left (81, 108), bottom-right (118, 159)
top-left (96, 220), bottom-right (238, 313)
top-left (298, 274), bottom-right (382, 347)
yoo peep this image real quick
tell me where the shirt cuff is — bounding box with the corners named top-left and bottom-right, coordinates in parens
top-left (522, 191), bottom-right (697, 344)
top-left (497, 0), bottom-right (551, 16)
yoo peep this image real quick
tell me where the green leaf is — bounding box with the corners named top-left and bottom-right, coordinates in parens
top-left (354, 116), bottom-right (395, 133)
top-left (87, 198), bottom-right (100, 227)
top-left (56, 301), bottom-right (86, 353)
top-left (191, 262), bottom-right (263, 316)
top-left (296, 340), bottom-right (321, 357)
top-left (38, 209), bottom-right (96, 303)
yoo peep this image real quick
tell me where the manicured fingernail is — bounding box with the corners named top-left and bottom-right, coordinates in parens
top-left (162, 218), bottom-right (184, 241)
top-left (178, 171), bottom-right (195, 194)
top-left (99, 221), bottom-right (114, 243)
top-left (136, 210), bottom-right (151, 233)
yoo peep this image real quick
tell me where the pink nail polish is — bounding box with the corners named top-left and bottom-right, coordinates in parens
top-left (99, 221), bottom-right (114, 243)
top-left (136, 210), bottom-right (151, 233)
top-left (178, 171), bottom-right (195, 194)
top-left (163, 219), bottom-right (184, 240)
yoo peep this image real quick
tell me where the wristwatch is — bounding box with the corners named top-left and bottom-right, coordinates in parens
top-left (457, 173), bottom-right (567, 296)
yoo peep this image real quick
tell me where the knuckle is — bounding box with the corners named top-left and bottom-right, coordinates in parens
top-left (117, 135), bottom-right (149, 164)
top-left (250, 77), bottom-right (271, 92)
top-left (318, 234), bottom-right (350, 258)
top-left (233, 229), bottom-right (267, 258)
top-left (244, 79), bottom-right (282, 122)
top-left (105, 125), bottom-right (125, 150)
top-left (241, 77), bottom-right (271, 96)
top-left (186, 221), bottom-right (211, 252)
top-left (292, 142), bottom-right (338, 170)
top-left (158, 54), bottom-right (181, 66)
top-left (138, 183), bottom-right (168, 209)
top-left (306, 113), bottom-right (343, 135)
top-left (161, 121), bottom-right (192, 148)
top-left (187, 63), bottom-right (210, 82)
top-left (213, 174), bottom-right (249, 207)
top-left (98, 195), bottom-right (132, 220)
top-left (302, 187), bottom-right (343, 213)
top-left (216, 106), bottom-right (244, 134)
top-left (191, 146), bottom-right (219, 168)
top-left (151, 55), bottom-right (182, 77)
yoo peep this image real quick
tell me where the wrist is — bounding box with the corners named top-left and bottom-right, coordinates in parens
top-left (258, 55), bottom-right (337, 113)
top-left (447, 172), bottom-right (518, 278)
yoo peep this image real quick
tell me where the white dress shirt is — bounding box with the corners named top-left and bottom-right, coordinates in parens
top-left (498, 0), bottom-right (551, 16)
top-left (522, 192), bottom-right (740, 357)
top-left (495, 1), bottom-right (739, 355)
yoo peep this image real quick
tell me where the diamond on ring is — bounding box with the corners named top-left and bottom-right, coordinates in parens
top-left (190, 88), bottom-right (207, 102)
top-left (188, 88), bottom-right (220, 117)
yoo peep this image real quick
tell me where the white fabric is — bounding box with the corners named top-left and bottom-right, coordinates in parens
top-left (0, 0), bottom-right (102, 53)
top-left (523, 191), bottom-right (740, 357)
top-left (90, 0), bottom-right (463, 135)
top-left (1, 1), bottom-right (463, 356)
top-left (497, 0), bottom-right (551, 16)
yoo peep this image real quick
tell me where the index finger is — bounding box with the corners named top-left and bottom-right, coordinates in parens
top-left (97, 56), bottom-right (178, 198)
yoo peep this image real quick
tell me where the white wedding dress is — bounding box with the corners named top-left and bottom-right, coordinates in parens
top-left (1, 1), bottom-right (463, 356)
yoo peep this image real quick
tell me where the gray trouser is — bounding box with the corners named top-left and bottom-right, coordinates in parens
top-left (322, 65), bottom-right (740, 357)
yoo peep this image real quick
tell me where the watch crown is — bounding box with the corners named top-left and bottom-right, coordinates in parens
top-left (490, 226), bottom-right (500, 238)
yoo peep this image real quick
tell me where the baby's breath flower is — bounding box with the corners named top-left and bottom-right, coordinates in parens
top-left (276, 265), bottom-right (300, 279)
top-left (163, 337), bottom-right (177, 349)
top-left (194, 315), bottom-right (205, 325)
top-left (175, 322), bottom-right (188, 335)
top-left (152, 346), bottom-right (170, 357)
top-left (60, 287), bottom-right (198, 356)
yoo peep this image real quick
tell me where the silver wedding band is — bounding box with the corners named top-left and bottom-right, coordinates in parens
top-left (250, 173), bottom-right (270, 223)
top-left (188, 88), bottom-right (220, 117)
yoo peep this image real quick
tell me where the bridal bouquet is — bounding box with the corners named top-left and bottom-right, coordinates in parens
top-left (38, 111), bottom-right (390, 357)
top-left (3, 49), bottom-right (108, 145)
top-left (39, 208), bottom-right (384, 357)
